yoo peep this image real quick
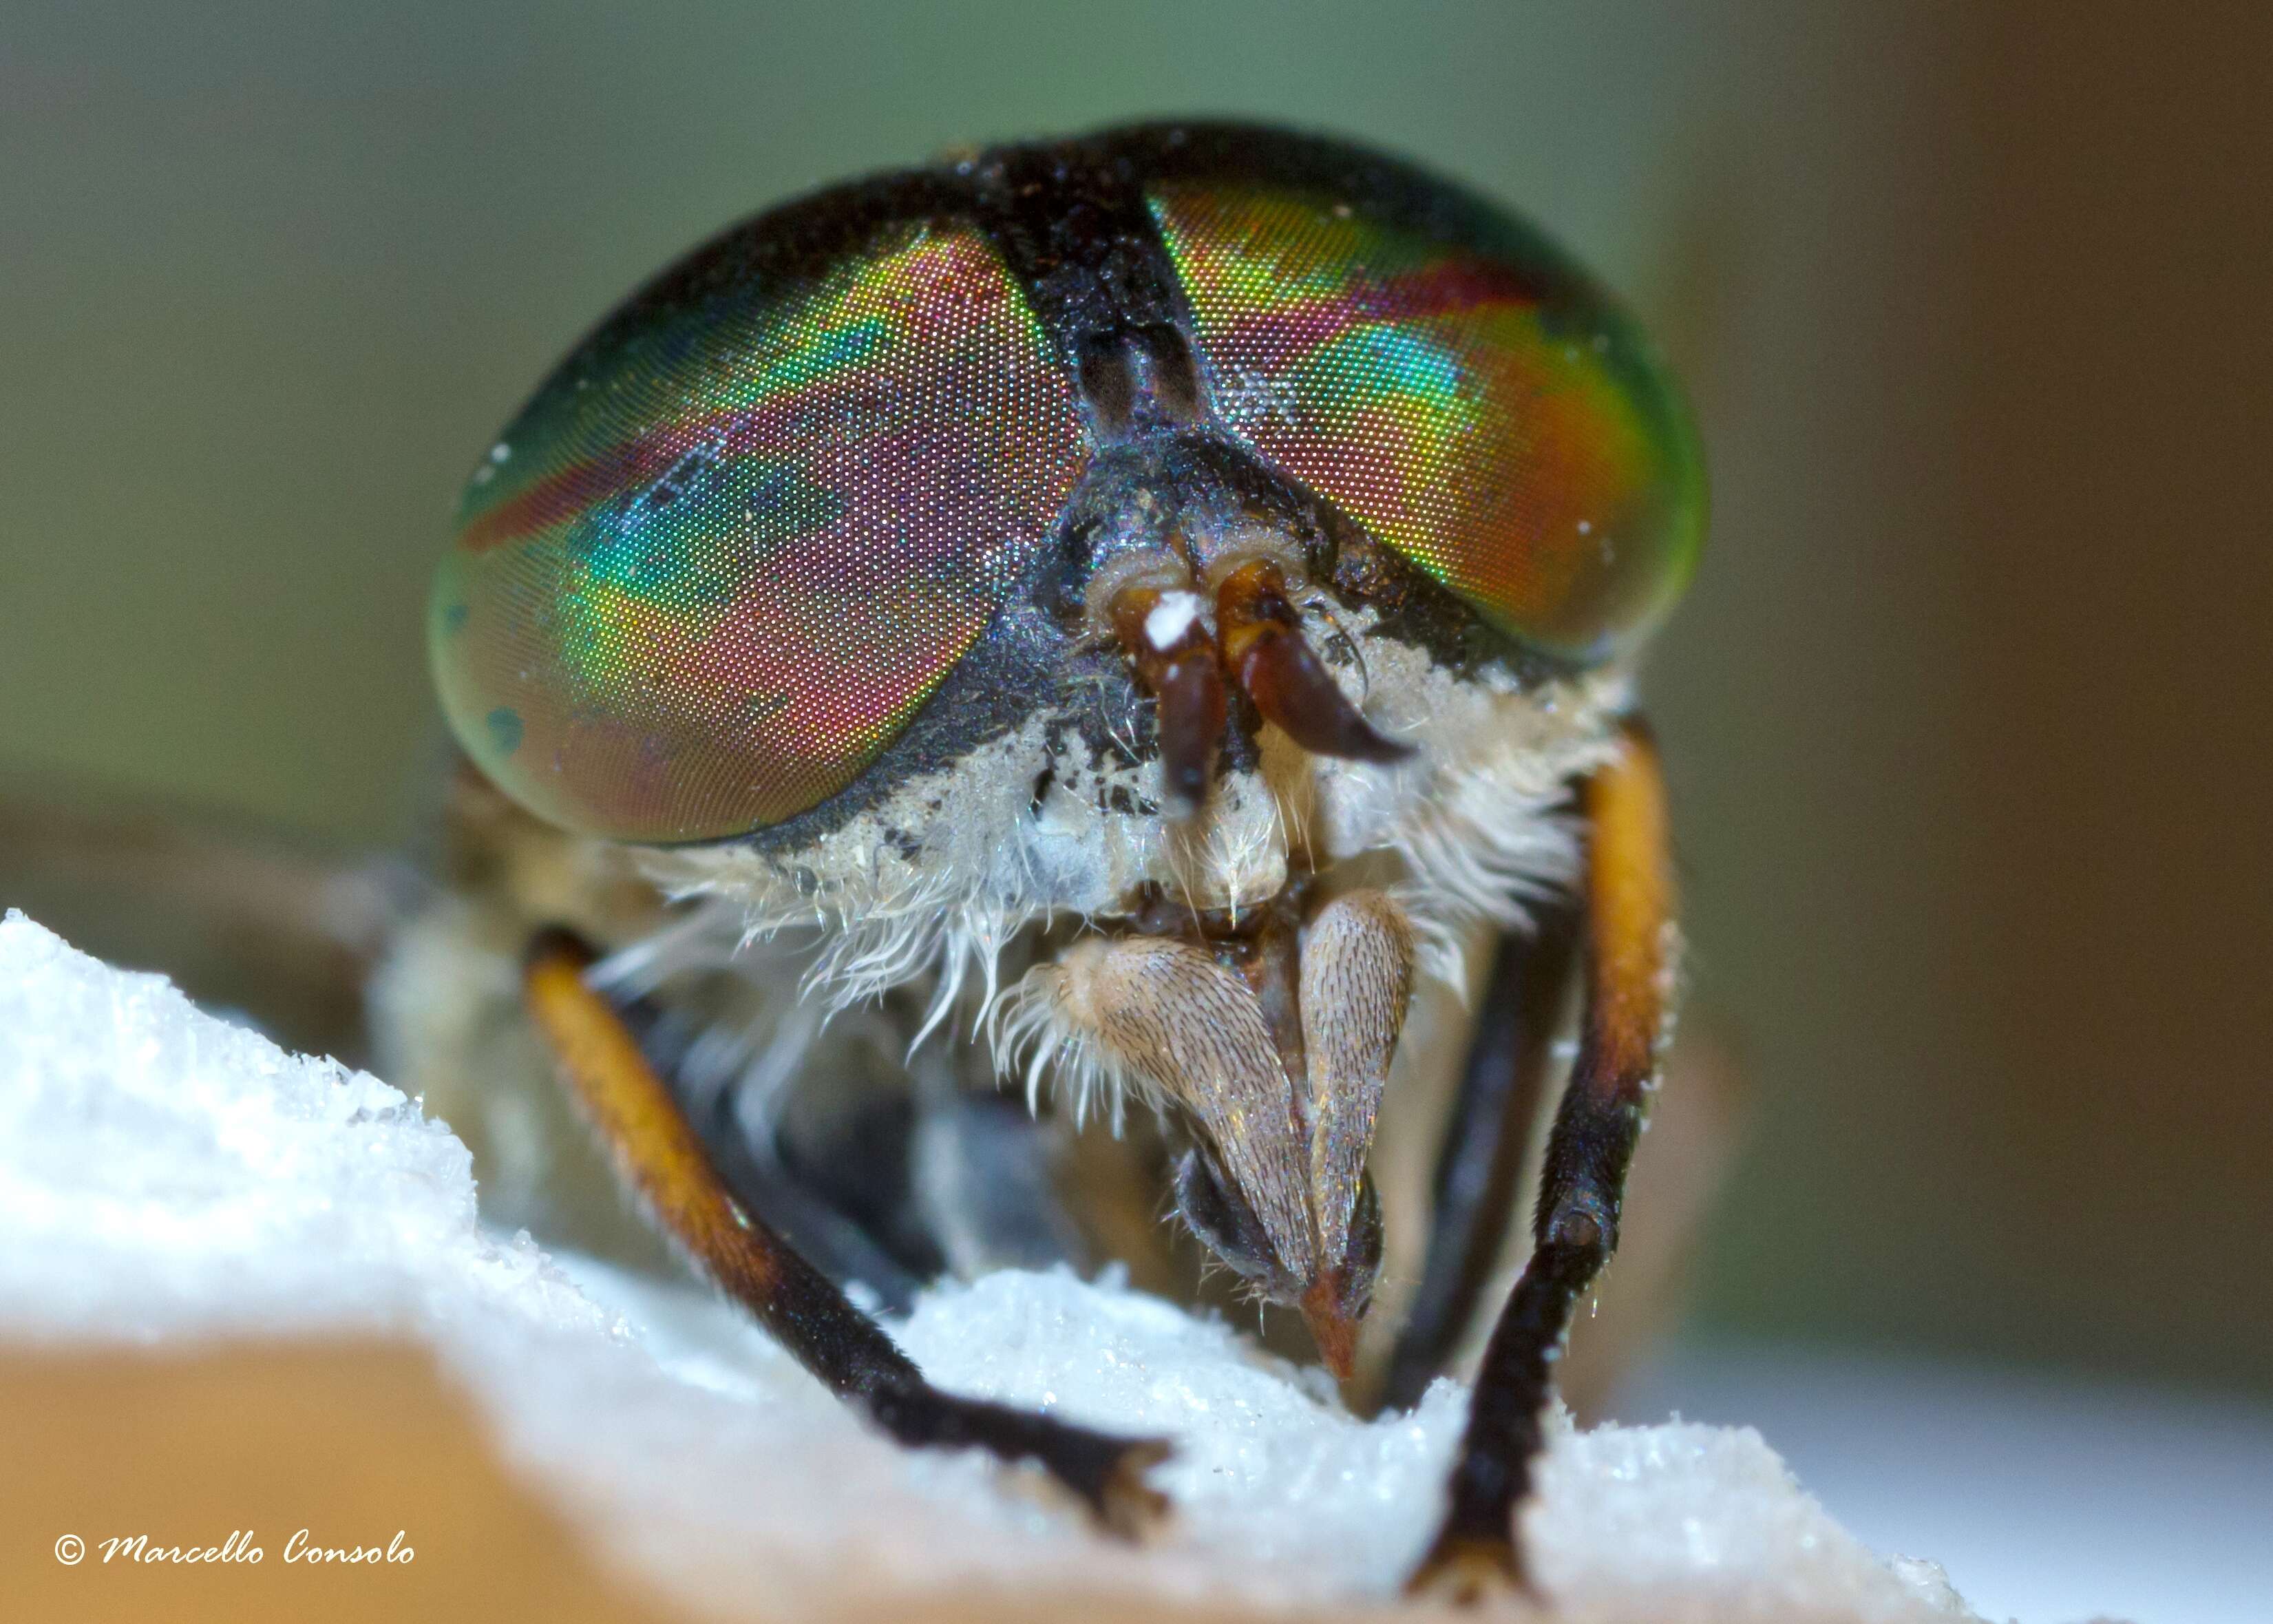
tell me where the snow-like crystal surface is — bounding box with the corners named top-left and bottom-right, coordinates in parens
top-left (0, 911), bottom-right (1978, 1621)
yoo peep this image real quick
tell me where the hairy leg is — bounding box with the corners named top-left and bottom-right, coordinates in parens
top-left (522, 927), bottom-right (1170, 1535)
top-left (1407, 716), bottom-right (1675, 1601)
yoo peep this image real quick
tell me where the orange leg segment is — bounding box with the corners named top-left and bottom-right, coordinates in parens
top-left (522, 927), bottom-right (1171, 1536)
top-left (1406, 715), bottom-right (1676, 1602)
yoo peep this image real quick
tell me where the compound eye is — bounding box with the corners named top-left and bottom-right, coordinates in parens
top-left (1150, 181), bottom-right (1705, 663)
top-left (431, 218), bottom-right (1083, 843)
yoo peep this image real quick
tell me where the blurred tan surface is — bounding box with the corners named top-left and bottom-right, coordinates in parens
top-left (1, 1339), bottom-right (687, 1624)
top-left (5, 1338), bottom-right (1280, 1624)
top-left (0, 1336), bottom-right (1935, 1624)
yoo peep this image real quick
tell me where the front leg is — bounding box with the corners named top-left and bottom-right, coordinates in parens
top-left (1381, 896), bottom-right (1582, 1411)
top-left (1407, 716), bottom-right (1675, 1601)
top-left (521, 927), bottom-right (1171, 1537)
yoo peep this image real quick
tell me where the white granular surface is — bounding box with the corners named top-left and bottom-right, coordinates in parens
top-left (0, 911), bottom-right (1979, 1622)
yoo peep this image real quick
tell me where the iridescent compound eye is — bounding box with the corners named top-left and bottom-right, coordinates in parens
top-left (436, 129), bottom-right (1704, 846)
top-left (1149, 180), bottom-right (1704, 663)
top-left (431, 215), bottom-right (1083, 843)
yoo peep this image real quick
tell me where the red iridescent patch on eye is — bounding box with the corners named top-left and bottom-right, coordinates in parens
top-left (1150, 184), bottom-right (1704, 663)
top-left (430, 222), bottom-right (1084, 842)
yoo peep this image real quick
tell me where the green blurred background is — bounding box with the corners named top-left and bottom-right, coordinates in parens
top-left (6, 0), bottom-right (2270, 1404)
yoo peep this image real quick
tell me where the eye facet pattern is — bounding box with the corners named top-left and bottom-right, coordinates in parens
top-left (1149, 181), bottom-right (1704, 663)
top-left (431, 220), bottom-right (1085, 843)
top-left (433, 126), bottom-right (1707, 847)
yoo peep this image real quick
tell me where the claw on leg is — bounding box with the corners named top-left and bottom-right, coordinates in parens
top-left (866, 1385), bottom-right (1174, 1540)
top-left (1406, 1530), bottom-right (1527, 1606)
top-left (1093, 1437), bottom-right (1177, 1539)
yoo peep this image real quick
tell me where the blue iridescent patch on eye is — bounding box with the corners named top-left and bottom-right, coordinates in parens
top-left (1335, 327), bottom-right (1466, 399)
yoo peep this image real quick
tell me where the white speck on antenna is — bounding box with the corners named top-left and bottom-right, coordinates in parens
top-left (1144, 590), bottom-right (1204, 651)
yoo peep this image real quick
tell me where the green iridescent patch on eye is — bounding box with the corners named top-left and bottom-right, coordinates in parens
top-left (1150, 183), bottom-right (1704, 664)
top-left (431, 221), bottom-right (1086, 843)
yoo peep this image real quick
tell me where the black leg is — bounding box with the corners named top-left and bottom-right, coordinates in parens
top-left (1380, 896), bottom-right (1582, 1411)
top-left (522, 927), bottom-right (1171, 1537)
top-left (1408, 717), bottom-right (1675, 1602)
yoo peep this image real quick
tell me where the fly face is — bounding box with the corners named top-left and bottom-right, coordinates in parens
top-left (430, 124), bottom-right (1701, 1397)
